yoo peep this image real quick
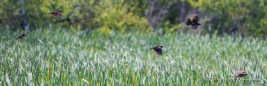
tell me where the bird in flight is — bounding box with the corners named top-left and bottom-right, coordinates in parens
top-left (234, 70), bottom-right (248, 77)
top-left (48, 11), bottom-right (62, 17)
top-left (150, 46), bottom-right (163, 55)
top-left (16, 34), bottom-right (27, 40)
top-left (186, 14), bottom-right (201, 29)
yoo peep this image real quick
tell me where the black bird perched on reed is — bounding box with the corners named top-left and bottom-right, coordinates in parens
top-left (186, 14), bottom-right (201, 29)
top-left (16, 34), bottom-right (27, 40)
top-left (150, 46), bottom-right (163, 55)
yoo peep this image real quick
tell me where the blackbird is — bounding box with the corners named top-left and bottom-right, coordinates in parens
top-left (48, 11), bottom-right (62, 17)
top-left (234, 70), bottom-right (248, 77)
top-left (150, 46), bottom-right (163, 55)
top-left (16, 34), bottom-right (27, 40)
top-left (186, 14), bottom-right (201, 29)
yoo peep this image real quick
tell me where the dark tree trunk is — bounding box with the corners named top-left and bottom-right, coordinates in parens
top-left (20, 0), bottom-right (29, 31)
top-left (178, 2), bottom-right (186, 23)
top-left (145, 0), bottom-right (171, 30)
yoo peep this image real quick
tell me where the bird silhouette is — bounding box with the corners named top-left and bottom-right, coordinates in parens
top-left (234, 70), bottom-right (248, 77)
top-left (16, 34), bottom-right (27, 40)
top-left (48, 11), bottom-right (62, 17)
top-left (150, 46), bottom-right (163, 55)
top-left (186, 14), bottom-right (201, 29)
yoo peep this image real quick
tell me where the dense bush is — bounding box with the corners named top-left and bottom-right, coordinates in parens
top-left (0, 0), bottom-right (267, 37)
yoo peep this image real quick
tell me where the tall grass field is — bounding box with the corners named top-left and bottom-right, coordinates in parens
top-left (0, 28), bottom-right (267, 86)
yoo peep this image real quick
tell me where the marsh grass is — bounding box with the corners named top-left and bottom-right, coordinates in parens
top-left (0, 27), bottom-right (267, 86)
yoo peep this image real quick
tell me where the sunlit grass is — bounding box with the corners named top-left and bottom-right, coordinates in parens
top-left (0, 27), bottom-right (267, 85)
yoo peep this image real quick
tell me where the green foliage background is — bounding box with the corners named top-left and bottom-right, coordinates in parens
top-left (1, 28), bottom-right (267, 85)
top-left (1, 0), bottom-right (267, 37)
top-left (1, 0), bottom-right (267, 85)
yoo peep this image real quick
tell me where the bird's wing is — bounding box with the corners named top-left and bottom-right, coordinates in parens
top-left (22, 34), bottom-right (27, 36)
top-left (156, 49), bottom-right (163, 55)
top-left (186, 19), bottom-right (192, 26)
top-left (16, 36), bottom-right (21, 40)
top-left (57, 13), bottom-right (62, 17)
top-left (192, 14), bottom-right (199, 23)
